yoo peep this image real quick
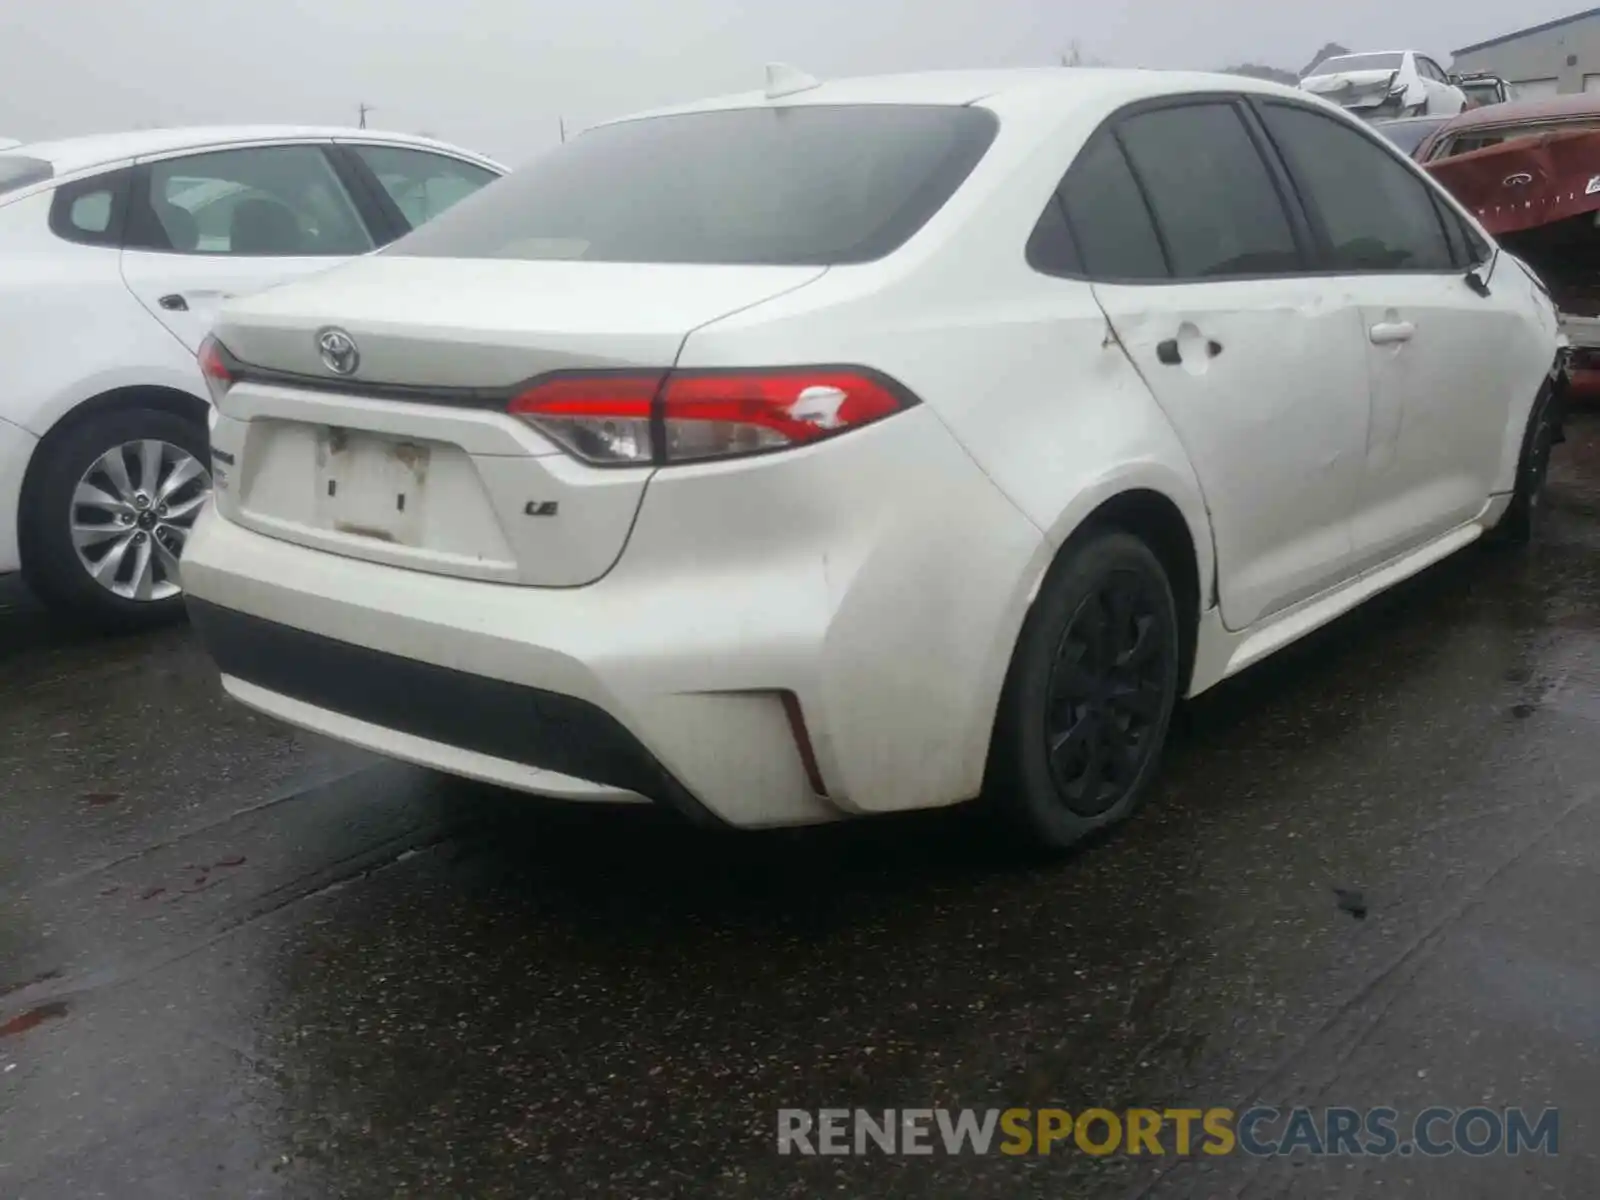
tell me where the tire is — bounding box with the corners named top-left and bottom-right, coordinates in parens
top-left (985, 529), bottom-right (1182, 853)
top-left (1496, 385), bottom-right (1558, 547)
top-left (20, 406), bottom-right (212, 632)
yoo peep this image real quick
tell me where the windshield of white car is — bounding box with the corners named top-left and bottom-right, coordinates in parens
top-left (1308, 53), bottom-right (1405, 76)
top-left (387, 104), bottom-right (999, 266)
top-left (1373, 118), bottom-right (1445, 153)
top-left (0, 156), bottom-right (53, 196)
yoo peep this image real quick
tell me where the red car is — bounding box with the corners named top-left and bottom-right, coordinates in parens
top-left (1419, 94), bottom-right (1600, 389)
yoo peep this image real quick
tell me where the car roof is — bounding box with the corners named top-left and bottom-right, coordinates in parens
top-left (0, 125), bottom-right (499, 175)
top-left (603, 66), bottom-right (1317, 127)
top-left (1309, 50), bottom-right (1413, 64)
top-left (1436, 91), bottom-right (1600, 134)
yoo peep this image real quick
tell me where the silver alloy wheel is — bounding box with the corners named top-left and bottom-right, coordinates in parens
top-left (70, 439), bottom-right (212, 602)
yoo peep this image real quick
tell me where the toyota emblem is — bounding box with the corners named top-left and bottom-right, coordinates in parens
top-left (317, 327), bottom-right (360, 376)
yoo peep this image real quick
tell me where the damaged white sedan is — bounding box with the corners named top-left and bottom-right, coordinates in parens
top-left (1301, 51), bottom-right (1467, 119)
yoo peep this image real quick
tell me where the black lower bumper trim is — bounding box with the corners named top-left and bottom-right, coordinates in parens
top-left (186, 599), bottom-right (719, 825)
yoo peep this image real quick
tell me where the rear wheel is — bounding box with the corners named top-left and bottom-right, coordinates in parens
top-left (986, 530), bottom-right (1181, 852)
top-left (21, 407), bottom-right (212, 631)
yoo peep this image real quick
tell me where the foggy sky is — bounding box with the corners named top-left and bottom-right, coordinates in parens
top-left (0, 0), bottom-right (1578, 163)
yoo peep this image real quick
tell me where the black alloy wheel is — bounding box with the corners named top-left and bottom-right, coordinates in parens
top-left (987, 530), bottom-right (1182, 852)
top-left (1044, 570), bottom-right (1173, 817)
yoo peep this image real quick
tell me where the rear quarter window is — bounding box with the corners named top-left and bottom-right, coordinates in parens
top-left (47, 168), bottom-right (130, 247)
top-left (1056, 131), bottom-right (1168, 280)
top-left (388, 104), bottom-right (999, 266)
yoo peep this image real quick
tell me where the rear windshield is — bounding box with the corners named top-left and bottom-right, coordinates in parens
top-left (0, 155), bottom-right (52, 197)
top-left (389, 104), bottom-right (999, 266)
top-left (1374, 118), bottom-right (1444, 153)
top-left (1309, 53), bottom-right (1405, 76)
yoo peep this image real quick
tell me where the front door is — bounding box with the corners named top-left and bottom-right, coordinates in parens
top-left (1256, 100), bottom-right (1524, 570)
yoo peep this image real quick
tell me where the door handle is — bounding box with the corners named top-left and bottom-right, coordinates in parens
top-left (1155, 337), bottom-right (1224, 366)
top-left (158, 293), bottom-right (189, 312)
top-left (1369, 320), bottom-right (1415, 345)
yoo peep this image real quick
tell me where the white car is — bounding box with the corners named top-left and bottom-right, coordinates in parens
top-left (0, 126), bottom-right (503, 627)
top-left (1301, 51), bottom-right (1467, 119)
top-left (181, 68), bottom-right (1563, 850)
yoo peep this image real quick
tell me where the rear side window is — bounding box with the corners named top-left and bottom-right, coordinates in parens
top-left (0, 155), bottom-right (52, 197)
top-left (389, 104), bottom-right (998, 266)
top-left (1258, 103), bottom-right (1453, 272)
top-left (1058, 131), bottom-right (1167, 280)
top-left (48, 169), bottom-right (129, 247)
top-left (1115, 103), bottom-right (1301, 278)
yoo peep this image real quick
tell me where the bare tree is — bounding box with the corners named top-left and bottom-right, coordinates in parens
top-left (1059, 40), bottom-right (1107, 67)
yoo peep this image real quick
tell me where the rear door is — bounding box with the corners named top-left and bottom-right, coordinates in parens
top-left (1257, 99), bottom-right (1520, 569)
top-left (1076, 98), bottom-right (1374, 631)
top-left (118, 141), bottom-right (377, 352)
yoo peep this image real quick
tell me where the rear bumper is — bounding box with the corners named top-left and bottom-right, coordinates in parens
top-left (179, 405), bottom-right (1046, 827)
top-left (188, 599), bottom-right (716, 822)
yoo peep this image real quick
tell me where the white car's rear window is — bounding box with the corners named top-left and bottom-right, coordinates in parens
top-left (0, 155), bottom-right (52, 196)
top-left (388, 104), bottom-right (998, 266)
top-left (1309, 53), bottom-right (1405, 75)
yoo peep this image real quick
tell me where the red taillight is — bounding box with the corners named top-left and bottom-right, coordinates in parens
top-left (197, 335), bottom-right (234, 405)
top-left (508, 368), bottom-right (915, 466)
top-left (507, 373), bottom-right (663, 465)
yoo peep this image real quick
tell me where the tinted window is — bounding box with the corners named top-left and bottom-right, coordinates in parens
top-left (1059, 132), bottom-right (1167, 280)
top-left (1261, 103), bottom-right (1453, 271)
top-left (48, 170), bottom-right (127, 247)
top-left (347, 144), bottom-right (497, 229)
top-left (1309, 53), bottom-right (1405, 75)
top-left (127, 145), bottom-right (372, 256)
top-left (1026, 195), bottom-right (1081, 275)
top-left (1116, 104), bottom-right (1301, 278)
top-left (391, 105), bottom-right (998, 266)
top-left (0, 155), bottom-right (52, 196)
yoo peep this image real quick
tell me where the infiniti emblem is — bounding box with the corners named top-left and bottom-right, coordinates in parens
top-left (317, 327), bottom-right (360, 376)
top-left (1503, 172), bottom-right (1534, 188)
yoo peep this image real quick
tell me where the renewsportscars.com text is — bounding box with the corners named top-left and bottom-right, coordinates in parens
top-left (777, 1106), bottom-right (1559, 1158)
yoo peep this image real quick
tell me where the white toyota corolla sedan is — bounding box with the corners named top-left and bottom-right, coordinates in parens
top-left (0, 126), bottom-right (502, 628)
top-left (182, 68), bottom-right (1565, 850)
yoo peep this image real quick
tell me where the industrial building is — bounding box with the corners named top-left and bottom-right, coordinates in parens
top-left (1452, 7), bottom-right (1600, 97)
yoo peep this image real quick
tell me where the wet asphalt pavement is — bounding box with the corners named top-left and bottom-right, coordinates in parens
top-left (4, 419), bottom-right (1600, 1199)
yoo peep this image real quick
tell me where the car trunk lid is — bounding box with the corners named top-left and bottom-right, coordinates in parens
top-left (208, 256), bottom-right (827, 586)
